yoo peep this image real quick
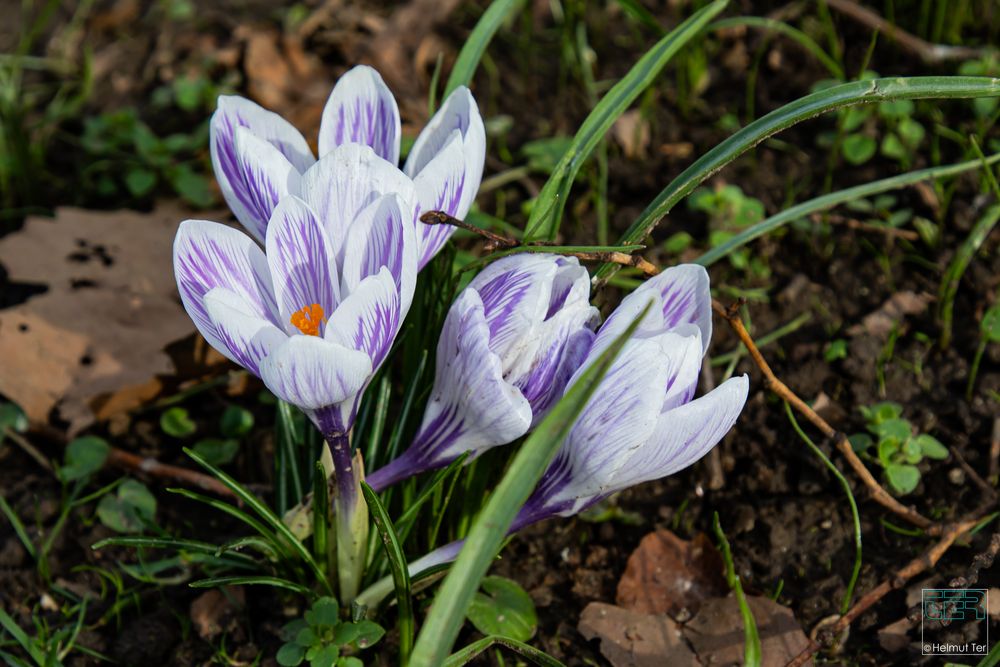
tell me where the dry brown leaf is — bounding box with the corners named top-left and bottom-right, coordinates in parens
top-left (612, 110), bottom-right (651, 160)
top-left (237, 26), bottom-right (331, 137)
top-left (0, 204), bottom-right (220, 432)
top-left (616, 529), bottom-right (728, 619)
top-left (578, 602), bottom-right (698, 667)
top-left (681, 595), bottom-right (813, 666)
top-left (190, 587), bottom-right (245, 640)
top-left (846, 290), bottom-right (934, 339)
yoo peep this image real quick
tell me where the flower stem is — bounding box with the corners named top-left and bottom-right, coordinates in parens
top-left (325, 433), bottom-right (369, 604)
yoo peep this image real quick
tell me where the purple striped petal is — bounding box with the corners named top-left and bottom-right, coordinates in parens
top-left (469, 254), bottom-right (557, 365)
top-left (318, 65), bottom-right (401, 165)
top-left (412, 130), bottom-right (466, 268)
top-left (173, 220), bottom-right (279, 354)
top-left (612, 374), bottom-right (749, 490)
top-left (404, 86), bottom-right (485, 187)
top-left (230, 128), bottom-right (302, 241)
top-left (210, 96), bottom-right (314, 238)
top-left (410, 289), bottom-right (532, 464)
top-left (299, 144), bottom-right (416, 253)
top-left (203, 288), bottom-right (286, 376)
top-left (258, 336), bottom-right (372, 411)
top-left (340, 194), bottom-right (418, 313)
top-left (405, 87), bottom-right (485, 268)
top-left (324, 268), bottom-right (401, 372)
top-left (265, 197), bottom-right (340, 336)
top-left (594, 264), bottom-right (713, 358)
top-left (541, 338), bottom-right (669, 511)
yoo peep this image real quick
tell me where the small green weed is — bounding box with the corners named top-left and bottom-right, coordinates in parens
top-left (276, 597), bottom-right (384, 667)
top-left (849, 402), bottom-right (948, 495)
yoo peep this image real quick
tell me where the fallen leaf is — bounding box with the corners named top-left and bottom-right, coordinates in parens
top-left (681, 595), bottom-right (813, 666)
top-left (578, 602), bottom-right (698, 667)
top-left (190, 587), bottom-right (245, 640)
top-left (616, 529), bottom-right (728, 619)
top-left (612, 110), bottom-right (651, 160)
top-left (846, 291), bottom-right (934, 339)
top-left (0, 204), bottom-right (223, 432)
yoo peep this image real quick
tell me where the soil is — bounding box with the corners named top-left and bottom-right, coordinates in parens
top-left (1, 1), bottom-right (999, 666)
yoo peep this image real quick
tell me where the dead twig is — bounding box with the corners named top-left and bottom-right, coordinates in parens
top-left (825, 0), bottom-right (988, 64)
top-left (989, 417), bottom-right (1000, 486)
top-left (700, 356), bottom-right (726, 490)
top-left (421, 210), bottom-right (661, 276)
top-left (711, 299), bottom-right (936, 533)
top-left (107, 447), bottom-right (235, 499)
top-left (811, 213), bottom-right (920, 241)
top-left (949, 445), bottom-right (996, 502)
top-left (786, 517), bottom-right (982, 667)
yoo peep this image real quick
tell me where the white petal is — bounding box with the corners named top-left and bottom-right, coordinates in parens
top-left (318, 65), bottom-right (401, 165)
top-left (340, 194), bottom-right (418, 313)
top-left (611, 375), bottom-right (749, 491)
top-left (325, 268), bottom-right (402, 372)
top-left (259, 336), bottom-right (373, 411)
top-left (412, 130), bottom-right (467, 268)
top-left (594, 264), bottom-right (713, 357)
top-left (405, 86), bottom-right (485, 189)
top-left (544, 338), bottom-right (669, 506)
top-left (413, 289), bottom-right (532, 463)
top-left (210, 96), bottom-right (314, 238)
top-left (173, 219), bottom-right (279, 355)
top-left (299, 144), bottom-right (416, 253)
top-left (265, 197), bottom-right (340, 334)
top-left (204, 288), bottom-right (286, 376)
top-left (231, 128), bottom-right (302, 242)
top-left (468, 254), bottom-right (559, 369)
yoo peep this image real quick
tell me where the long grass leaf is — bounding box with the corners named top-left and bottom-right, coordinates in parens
top-left (0, 497), bottom-right (35, 560)
top-left (444, 0), bottom-right (527, 96)
top-left (361, 483), bottom-right (414, 665)
top-left (92, 535), bottom-right (257, 566)
top-left (189, 575), bottom-right (312, 595)
top-left (523, 0), bottom-right (729, 241)
top-left (713, 513), bottom-right (761, 666)
top-left (178, 452), bottom-right (333, 594)
top-left (596, 75), bottom-right (1000, 281)
top-left (693, 152), bottom-right (1000, 268)
top-left (408, 304), bottom-right (649, 665)
top-left (442, 635), bottom-right (565, 667)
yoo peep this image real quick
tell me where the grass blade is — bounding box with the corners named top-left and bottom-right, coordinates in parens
top-left (524, 0), bottom-right (729, 241)
top-left (444, 0), bottom-right (526, 97)
top-left (710, 17), bottom-right (843, 79)
top-left (361, 483), bottom-right (414, 665)
top-left (0, 608), bottom-right (44, 664)
top-left (167, 488), bottom-right (286, 555)
top-left (92, 535), bottom-right (258, 566)
top-left (408, 304), bottom-right (649, 665)
top-left (393, 453), bottom-right (469, 545)
top-left (313, 462), bottom-right (330, 577)
top-left (189, 575), bottom-right (312, 595)
top-left (713, 513), bottom-right (761, 666)
top-left (0, 497), bottom-right (36, 560)
top-left (182, 448), bottom-right (332, 594)
top-left (442, 636), bottom-right (565, 667)
top-left (693, 152), bottom-right (1000, 268)
top-left (596, 75), bottom-right (1000, 281)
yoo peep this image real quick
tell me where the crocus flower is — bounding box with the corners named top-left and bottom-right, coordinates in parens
top-left (366, 254), bottom-right (600, 491)
top-left (210, 65), bottom-right (485, 269)
top-left (174, 144), bottom-right (418, 602)
top-left (401, 265), bottom-right (749, 575)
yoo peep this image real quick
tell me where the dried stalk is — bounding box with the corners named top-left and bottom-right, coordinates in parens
top-left (711, 299), bottom-right (936, 532)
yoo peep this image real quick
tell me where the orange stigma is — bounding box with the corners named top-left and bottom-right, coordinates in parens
top-left (290, 304), bottom-right (325, 336)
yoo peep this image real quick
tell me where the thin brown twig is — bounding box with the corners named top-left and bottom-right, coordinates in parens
top-left (712, 299), bottom-right (936, 533)
top-left (989, 417), bottom-right (1000, 486)
top-left (949, 445), bottom-right (996, 501)
top-left (106, 447), bottom-right (235, 499)
top-left (811, 213), bottom-right (921, 241)
top-left (3, 427), bottom-right (55, 474)
top-left (700, 356), bottom-right (726, 490)
top-left (420, 210), bottom-right (661, 276)
top-left (786, 517), bottom-right (981, 667)
top-left (825, 0), bottom-right (988, 64)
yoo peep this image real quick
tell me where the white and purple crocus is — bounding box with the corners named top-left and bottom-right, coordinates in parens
top-left (367, 254), bottom-right (600, 490)
top-left (405, 265), bottom-right (750, 573)
top-left (172, 65), bottom-right (485, 601)
top-left (209, 65), bottom-right (485, 270)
